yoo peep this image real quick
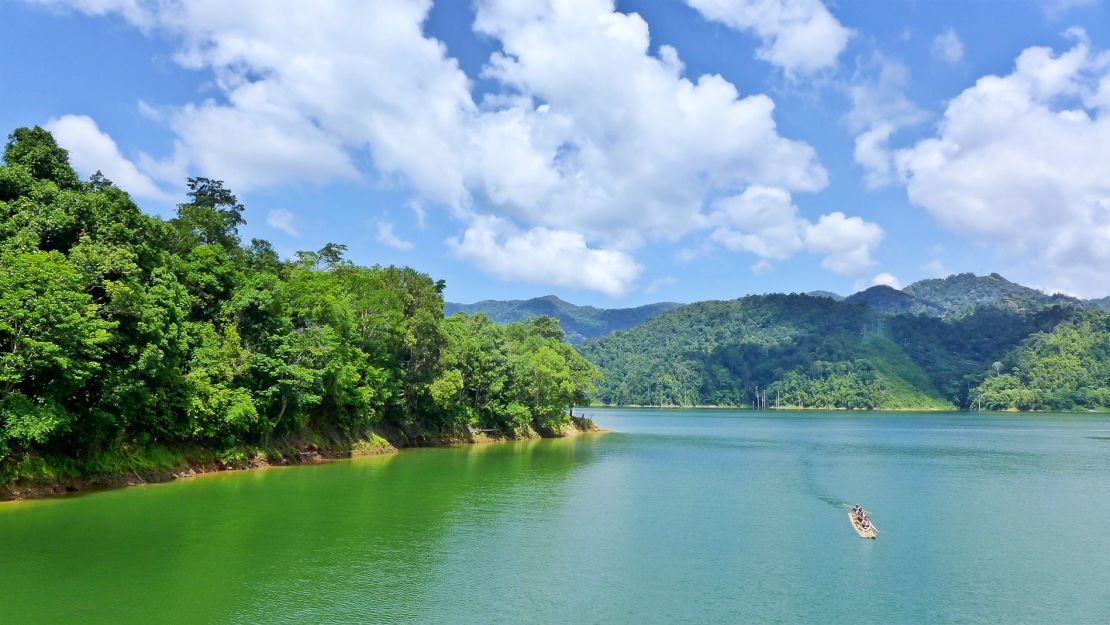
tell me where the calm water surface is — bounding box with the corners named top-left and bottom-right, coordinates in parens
top-left (3, 409), bottom-right (1110, 624)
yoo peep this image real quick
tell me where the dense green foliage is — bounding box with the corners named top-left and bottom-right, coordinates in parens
top-left (843, 285), bottom-right (943, 316)
top-left (579, 294), bottom-right (951, 409)
top-left (0, 127), bottom-right (598, 477)
top-left (445, 295), bottom-right (682, 344)
top-left (901, 272), bottom-right (1084, 317)
top-left (579, 291), bottom-right (1110, 411)
top-left (974, 311), bottom-right (1110, 411)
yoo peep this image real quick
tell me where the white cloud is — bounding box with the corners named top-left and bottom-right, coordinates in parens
top-left (265, 208), bottom-right (299, 237)
top-left (893, 31), bottom-right (1110, 296)
top-left (685, 0), bottom-right (853, 75)
top-left (39, 0), bottom-right (872, 295)
top-left (447, 216), bottom-right (643, 297)
top-left (804, 211), bottom-right (885, 275)
top-left (155, 103), bottom-right (360, 191)
top-left (932, 28), bottom-right (964, 64)
top-left (871, 272), bottom-right (901, 289)
top-left (846, 55), bottom-right (927, 189)
top-left (708, 186), bottom-right (884, 275)
top-left (710, 186), bottom-right (804, 260)
top-left (471, 0), bottom-right (828, 244)
top-left (52, 0), bottom-right (473, 196)
top-left (43, 114), bottom-right (171, 202)
top-left (375, 221), bottom-right (414, 251)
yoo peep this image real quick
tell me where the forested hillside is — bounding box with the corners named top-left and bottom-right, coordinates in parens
top-left (975, 311), bottom-right (1110, 410)
top-left (578, 294), bottom-right (953, 409)
top-left (579, 292), bottom-right (1110, 411)
top-left (445, 295), bottom-right (682, 343)
top-left (843, 285), bottom-right (942, 316)
top-left (0, 127), bottom-right (598, 486)
top-left (901, 273), bottom-right (1085, 316)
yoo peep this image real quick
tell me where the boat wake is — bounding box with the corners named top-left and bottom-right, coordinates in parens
top-left (798, 450), bottom-right (852, 509)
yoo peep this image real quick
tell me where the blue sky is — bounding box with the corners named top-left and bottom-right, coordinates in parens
top-left (2, 0), bottom-right (1109, 305)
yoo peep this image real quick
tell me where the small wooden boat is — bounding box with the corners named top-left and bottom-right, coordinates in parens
top-left (849, 508), bottom-right (877, 539)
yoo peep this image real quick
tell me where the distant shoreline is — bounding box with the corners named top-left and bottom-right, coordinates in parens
top-left (586, 405), bottom-right (1110, 413)
top-left (588, 404), bottom-right (955, 411)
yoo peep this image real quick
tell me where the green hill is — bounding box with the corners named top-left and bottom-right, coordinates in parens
top-left (577, 294), bottom-right (954, 409)
top-left (900, 272), bottom-right (1086, 317)
top-left (577, 291), bottom-right (1105, 411)
top-left (445, 295), bottom-right (682, 344)
top-left (974, 310), bottom-right (1110, 411)
top-left (843, 285), bottom-right (942, 316)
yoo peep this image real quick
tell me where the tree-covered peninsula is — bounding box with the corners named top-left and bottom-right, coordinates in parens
top-left (0, 127), bottom-right (599, 493)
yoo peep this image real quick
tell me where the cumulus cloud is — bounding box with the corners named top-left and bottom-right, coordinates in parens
top-left (471, 0), bottom-right (828, 243)
top-left (893, 31), bottom-right (1110, 296)
top-left (804, 211), bottom-right (885, 275)
top-left (685, 0), bottom-right (853, 75)
top-left (375, 221), bottom-right (414, 251)
top-left (932, 28), bottom-right (964, 64)
top-left (447, 217), bottom-right (643, 297)
top-left (44, 115), bottom-right (170, 202)
top-left (265, 208), bottom-right (299, 237)
top-left (708, 186), bottom-right (884, 275)
top-left (37, 0), bottom-right (876, 296)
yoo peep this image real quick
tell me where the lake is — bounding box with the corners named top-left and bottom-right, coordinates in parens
top-left (2, 409), bottom-right (1110, 624)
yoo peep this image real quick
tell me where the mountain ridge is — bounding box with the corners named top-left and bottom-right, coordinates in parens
top-left (444, 295), bottom-right (683, 344)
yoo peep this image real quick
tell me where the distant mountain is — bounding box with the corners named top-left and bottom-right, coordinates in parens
top-left (578, 294), bottom-right (955, 409)
top-left (577, 290), bottom-right (1107, 411)
top-left (838, 273), bottom-right (1093, 318)
top-left (843, 285), bottom-right (942, 316)
top-left (444, 295), bottom-right (683, 344)
top-left (805, 290), bottom-right (843, 301)
top-left (901, 273), bottom-right (1084, 316)
top-left (1090, 297), bottom-right (1110, 312)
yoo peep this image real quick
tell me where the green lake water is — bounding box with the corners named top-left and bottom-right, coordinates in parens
top-left (3, 409), bottom-right (1110, 624)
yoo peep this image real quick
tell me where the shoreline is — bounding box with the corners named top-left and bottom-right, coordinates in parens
top-left (588, 405), bottom-right (1109, 413)
top-left (590, 404), bottom-right (956, 411)
top-left (0, 417), bottom-right (604, 504)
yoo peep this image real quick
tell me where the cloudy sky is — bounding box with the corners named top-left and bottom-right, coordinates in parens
top-left (2, 0), bottom-right (1109, 304)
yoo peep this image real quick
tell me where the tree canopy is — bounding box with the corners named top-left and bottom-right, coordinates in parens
top-left (0, 126), bottom-right (598, 475)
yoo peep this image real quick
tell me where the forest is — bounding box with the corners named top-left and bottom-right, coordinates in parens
top-left (579, 292), bottom-right (1110, 412)
top-left (0, 127), bottom-right (599, 486)
top-left (445, 295), bottom-right (682, 344)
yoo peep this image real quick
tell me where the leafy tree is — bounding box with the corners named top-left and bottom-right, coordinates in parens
top-left (0, 125), bottom-right (599, 484)
top-left (2, 127), bottom-right (81, 191)
top-left (0, 251), bottom-right (113, 458)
